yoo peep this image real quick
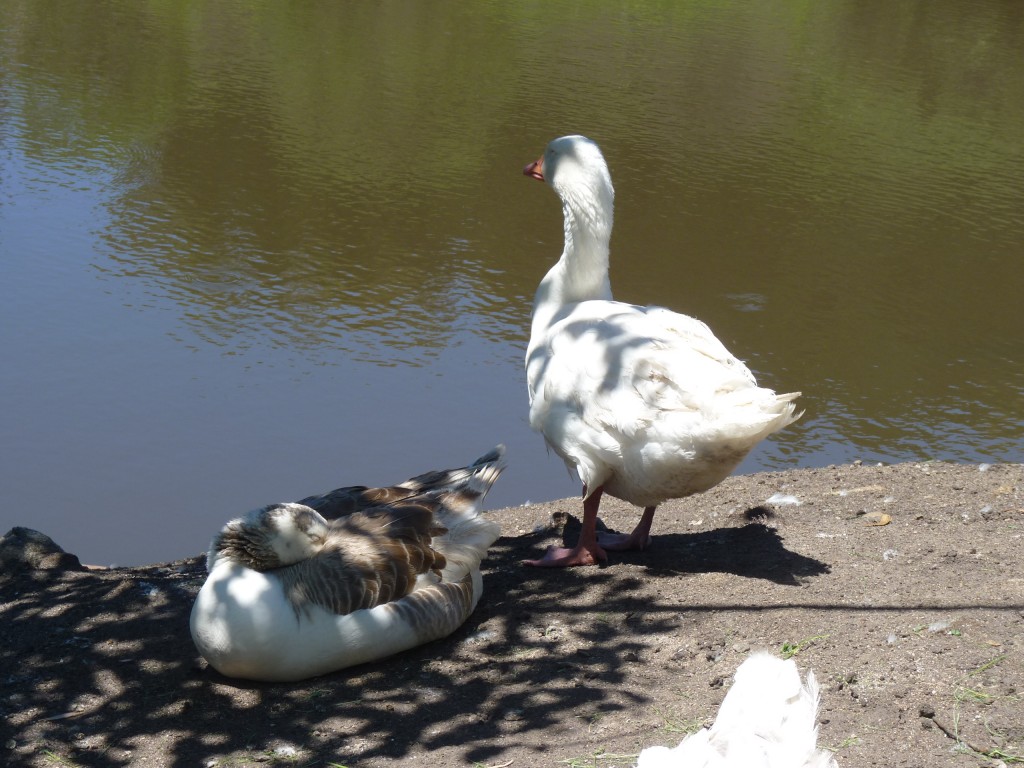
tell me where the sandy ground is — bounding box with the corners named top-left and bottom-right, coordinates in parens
top-left (2, 461), bottom-right (1022, 768)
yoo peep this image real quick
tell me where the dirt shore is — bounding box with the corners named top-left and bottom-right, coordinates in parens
top-left (2, 461), bottom-right (1022, 767)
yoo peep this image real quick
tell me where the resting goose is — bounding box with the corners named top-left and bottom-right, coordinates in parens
top-left (636, 651), bottom-right (838, 768)
top-left (523, 136), bottom-right (801, 567)
top-left (189, 447), bottom-right (505, 682)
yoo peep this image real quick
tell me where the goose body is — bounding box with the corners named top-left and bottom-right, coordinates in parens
top-left (189, 447), bottom-right (505, 682)
top-left (636, 651), bottom-right (838, 768)
top-left (523, 136), bottom-right (800, 566)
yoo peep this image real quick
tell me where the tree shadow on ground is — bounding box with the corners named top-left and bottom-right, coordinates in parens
top-left (1, 503), bottom-right (830, 767)
top-left (7, 461), bottom-right (1024, 767)
top-left (0, 499), bottom-right (865, 768)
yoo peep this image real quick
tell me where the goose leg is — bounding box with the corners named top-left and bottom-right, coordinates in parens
top-left (598, 506), bottom-right (656, 551)
top-left (524, 485), bottom-right (608, 567)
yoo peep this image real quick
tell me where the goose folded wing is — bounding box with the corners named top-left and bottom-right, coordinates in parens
top-left (277, 502), bottom-right (447, 615)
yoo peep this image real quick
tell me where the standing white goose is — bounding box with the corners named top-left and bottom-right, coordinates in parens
top-left (189, 447), bottom-right (505, 682)
top-left (523, 135), bottom-right (800, 567)
top-left (636, 651), bottom-right (838, 768)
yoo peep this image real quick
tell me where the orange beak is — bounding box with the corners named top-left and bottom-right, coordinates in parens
top-left (523, 156), bottom-right (545, 181)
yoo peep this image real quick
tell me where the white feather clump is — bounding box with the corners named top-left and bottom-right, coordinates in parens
top-left (637, 652), bottom-right (837, 768)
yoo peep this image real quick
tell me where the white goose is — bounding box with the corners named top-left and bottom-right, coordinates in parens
top-left (523, 135), bottom-right (801, 567)
top-left (189, 447), bottom-right (505, 682)
top-left (636, 651), bottom-right (838, 768)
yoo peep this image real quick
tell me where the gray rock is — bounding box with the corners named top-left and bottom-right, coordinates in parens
top-left (0, 527), bottom-right (83, 572)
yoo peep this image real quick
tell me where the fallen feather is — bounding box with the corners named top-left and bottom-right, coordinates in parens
top-left (830, 484), bottom-right (886, 496)
top-left (765, 492), bottom-right (801, 506)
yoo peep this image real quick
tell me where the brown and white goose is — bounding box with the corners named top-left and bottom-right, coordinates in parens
top-left (189, 447), bottom-right (505, 682)
top-left (523, 135), bottom-right (801, 567)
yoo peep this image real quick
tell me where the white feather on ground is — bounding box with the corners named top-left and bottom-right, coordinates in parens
top-left (636, 651), bottom-right (838, 768)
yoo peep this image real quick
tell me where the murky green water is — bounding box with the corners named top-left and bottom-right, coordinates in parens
top-left (2, 1), bottom-right (1022, 565)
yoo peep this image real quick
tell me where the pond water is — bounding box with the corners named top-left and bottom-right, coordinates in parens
top-left (2, 1), bottom-right (1022, 565)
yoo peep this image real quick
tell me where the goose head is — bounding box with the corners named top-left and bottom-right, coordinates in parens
top-left (207, 503), bottom-right (330, 571)
top-left (523, 134), bottom-right (614, 231)
top-left (523, 135), bottom-right (615, 315)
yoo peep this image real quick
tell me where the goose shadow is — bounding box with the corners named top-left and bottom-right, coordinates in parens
top-left (533, 505), bottom-right (830, 585)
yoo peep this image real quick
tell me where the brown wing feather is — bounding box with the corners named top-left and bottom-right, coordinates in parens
top-left (276, 500), bottom-right (449, 616)
top-left (298, 485), bottom-right (420, 520)
top-left (384, 571), bottom-right (476, 642)
top-left (297, 446), bottom-right (505, 521)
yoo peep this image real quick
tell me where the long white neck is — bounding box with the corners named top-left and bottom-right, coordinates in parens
top-left (530, 187), bottom-right (614, 336)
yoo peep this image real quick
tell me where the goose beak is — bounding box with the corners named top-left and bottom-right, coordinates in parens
top-left (523, 156), bottom-right (545, 181)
